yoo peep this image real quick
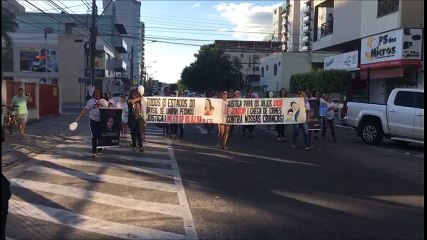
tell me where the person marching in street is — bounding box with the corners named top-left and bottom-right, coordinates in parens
top-left (276, 88), bottom-right (288, 142)
top-left (103, 91), bottom-right (114, 107)
top-left (171, 91), bottom-right (185, 142)
top-left (75, 88), bottom-right (109, 157)
top-left (306, 90), bottom-right (319, 145)
top-left (217, 91), bottom-right (231, 149)
top-left (292, 91), bottom-right (313, 150)
top-left (227, 90), bottom-right (235, 141)
top-left (322, 95), bottom-right (338, 142)
top-left (11, 87), bottom-right (32, 137)
top-left (128, 89), bottom-right (145, 152)
top-left (243, 86), bottom-right (257, 138)
top-left (115, 94), bottom-right (129, 138)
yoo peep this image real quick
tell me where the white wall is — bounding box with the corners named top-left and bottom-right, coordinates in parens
top-left (360, 1), bottom-right (400, 38)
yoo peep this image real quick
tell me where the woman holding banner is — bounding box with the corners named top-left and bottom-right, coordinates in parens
top-left (276, 88), bottom-right (288, 142)
top-left (217, 91), bottom-right (231, 150)
top-left (291, 91), bottom-right (313, 150)
top-left (128, 89), bottom-right (145, 152)
top-left (75, 88), bottom-right (109, 157)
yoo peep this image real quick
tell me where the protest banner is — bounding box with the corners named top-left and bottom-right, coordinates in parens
top-left (145, 97), bottom-right (224, 124)
top-left (98, 108), bottom-right (122, 147)
top-left (307, 99), bottom-right (321, 130)
top-left (225, 98), bottom-right (306, 125)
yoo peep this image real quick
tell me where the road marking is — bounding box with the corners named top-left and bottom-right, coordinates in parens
top-left (168, 143), bottom-right (199, 239)
top-left (10, 179), bottom-right (183, 217)
top-left (112, 148), bottom-right (170, 156)
top-left (368, 195), bottom-right (424, 208)
top-left (32, 156), bottom-right (175, 176)
top-left (195, 125), bottom-right (207, 135)
top-left (9, 200), bottom-right (186, 240)
top-left (26, 166), bottom-right (178, 192)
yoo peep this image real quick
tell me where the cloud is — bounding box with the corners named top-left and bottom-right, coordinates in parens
top-left (215, 2), bottom-right (281, 41)
top-left (191, 3), bottom-right (200, 8)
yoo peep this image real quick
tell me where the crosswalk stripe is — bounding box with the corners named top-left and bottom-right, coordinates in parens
top-left (10, 179), bottom-right (183, 217)
top-left (26, 166), bottom-right (178, 192)
top-left (9, 200), bottom-right (186, 240)
top-left (112, 148), bottom-right (169, 156)
top-left (33, 156), bottom-right (175, 176)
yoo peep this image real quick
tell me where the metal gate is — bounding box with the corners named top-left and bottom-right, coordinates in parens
top-left (39, 84), bottom-right (59, 116)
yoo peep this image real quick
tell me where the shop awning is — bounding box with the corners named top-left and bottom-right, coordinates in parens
top-left (360, 67), bottom-right (404, 80)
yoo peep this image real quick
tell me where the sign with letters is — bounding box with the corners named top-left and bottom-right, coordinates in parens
top-left (144, 97), bottom-right (307, 125)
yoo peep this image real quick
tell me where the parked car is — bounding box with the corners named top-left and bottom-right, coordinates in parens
top-left (343, 88), bottom-right (424, 145)
top-left (110, 92), bottom-right (128, 105)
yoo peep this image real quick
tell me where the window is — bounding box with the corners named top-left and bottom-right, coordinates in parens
top-left (278, 62), bottom-right (281, 66)
top-left (394, 91), bottom-right (417, 108)
top-left (377, 0), bottom-right (399, 18)
top-left (415, 92), bottom-right (424, 109)
top-left (274, 64), bottom-right (278, 76)
top-left (240, 53), bottom-right (244, 58)
top-left (266, 65), bottom-right (269, 71)
top-left (252, 66), bottom-right (259, 72)
top-left (253, 55), bottom-right (260, 61)
top-left (261, 67), bottom-right (264, 77)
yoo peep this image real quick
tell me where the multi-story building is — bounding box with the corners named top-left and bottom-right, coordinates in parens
top-left (214, 40), bottom-right (282, 91)
top-left (1, 12), bottom-right (128, 121)
top-left (281, 0), bottom-right (301, 52)
top-left (311, 0), bottom-right (424, 103)
top-left (103, 0), bottom-right (142, 87)
top-left (299, 0), bottom-right (313, 51)
top-left (272, 6), bottom-right (282, 42)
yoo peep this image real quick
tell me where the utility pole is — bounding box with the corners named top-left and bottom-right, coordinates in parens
top-left (129, 46), bottom-right (134, 88)
top-left (89, 0), bottom-right (97, 92)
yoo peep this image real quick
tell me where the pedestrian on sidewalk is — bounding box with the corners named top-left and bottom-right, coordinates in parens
top-left (322, 95), bottom-right (338, 142)
top-left (276, 88), bottom-right (288, 142)
top-left (292, 91), bottom-right (313, 150)
top-left (217, 91), bottom-right (231, 149)
top-left (115, 94), bottom-right (128, 138)
top-left (128, 89), bottom-right (145, 152)
top-left (11, 87), bottom-right (32, 137)
top-left (75, 89), bottom-right (109, 157)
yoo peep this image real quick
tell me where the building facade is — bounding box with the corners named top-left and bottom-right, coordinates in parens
top-left (214, 40), bottom-right (282, 91)
top-left (103, 0), bottom-right (142, 87)
top-left (312, 0), bottom-right (424, 104)
top-left (281, 0), bottom-right (301, 52)
top-left (299, 0), bottom-right (314, 51)
top-left (272, 6), bottom-right (283, 42)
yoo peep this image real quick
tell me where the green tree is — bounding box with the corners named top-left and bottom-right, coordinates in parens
top-left (290, 70), bottom-right (351, 94)
top-left (177, 79), bottom-right (187, 92)
top-left (181, 44), bottom-right (243, 92)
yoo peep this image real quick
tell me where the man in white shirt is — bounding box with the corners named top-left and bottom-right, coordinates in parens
top-left (322, 96), bottom-right (338, 142)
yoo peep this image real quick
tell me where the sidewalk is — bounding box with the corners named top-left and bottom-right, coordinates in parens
top-left (1, 108), bottom-right (84, 169)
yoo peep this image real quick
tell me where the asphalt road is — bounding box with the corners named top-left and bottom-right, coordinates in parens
top-left (171, 124), bottom-right (424, 239)
top-left (3, 120), bottom-right (424, 239)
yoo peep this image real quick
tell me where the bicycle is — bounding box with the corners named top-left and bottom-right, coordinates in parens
top-left (2, 105), bottom-right (18, 134)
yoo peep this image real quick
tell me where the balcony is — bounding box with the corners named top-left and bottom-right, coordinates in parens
top-left (107, 59), bottom-right (127, 72)
top-left (302, 35), bottom-right (310, 43)
top-left (302, 4), bottom-right (310, 14)
top-left (302, 24), bottom-right (311, 33)
top-left (303, 15), bottom-right (311, 23)
top-left (320, 21), bottom-right (333, 38)
top-left (112, 36), bottom-right (128, 53)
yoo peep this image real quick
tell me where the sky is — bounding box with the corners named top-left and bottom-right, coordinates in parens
top-left (18, 0), bottom-right (281, 83)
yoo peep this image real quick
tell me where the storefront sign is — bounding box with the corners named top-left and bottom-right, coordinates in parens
top-left (144, 97), bottom-right (307, 125)
top-left (324, 51), bottom-right (358, 70)
top-left (360, 28), bottom-right (423, 69)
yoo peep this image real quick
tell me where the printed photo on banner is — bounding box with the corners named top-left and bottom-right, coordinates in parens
top-left (225, 98), bottom-right (307, 125)
top-left (145, 97), bottom-right (223, 124)
top-left (98, 108), bottom-right (122, 147)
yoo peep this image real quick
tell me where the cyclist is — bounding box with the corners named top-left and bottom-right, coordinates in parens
top-left (11, 88), bottom-right (32, 137)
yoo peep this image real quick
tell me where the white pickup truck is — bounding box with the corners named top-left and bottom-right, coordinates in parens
top-left (343, 88), bottom-right (424, 145)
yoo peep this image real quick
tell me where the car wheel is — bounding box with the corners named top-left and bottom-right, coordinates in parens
top-left (361, 121), bottom-right (383, 145)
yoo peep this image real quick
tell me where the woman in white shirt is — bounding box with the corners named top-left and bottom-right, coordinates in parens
top-left (75, 89), bottom-right (109, 157)
top-left (115, 94), bottom-right (129, 138)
